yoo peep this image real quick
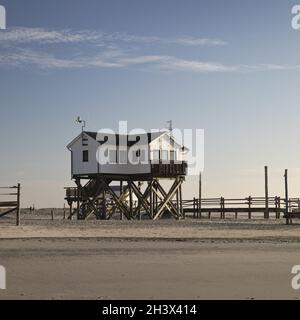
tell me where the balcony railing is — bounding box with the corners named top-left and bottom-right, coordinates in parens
top-left (151, 161), bottom-right (187, 177)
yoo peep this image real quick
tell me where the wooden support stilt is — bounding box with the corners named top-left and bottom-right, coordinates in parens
top-left (102, 180), bottom-right (131, 220)
top-left (180, 182), bottom-right (184, 219)
top-left (102, 190), bottom-right (106, 220)
top-left (75, 178), bottom-right (81, 220)
top-left (63, 203), bottom-right (66, 220)
top-left (131, 182), bottom-right (151, 218)
top-left (129, 181), bottom-right (133, 218)
top-left (120, 181), bottom-right (123, 220)
top-left (153, 178), bottom-right (183, 220)
top-left (176, 189), bottom-right (179, 216)
top-left (155, 184), bottom-right (158, 213)
top-left (68, 202), bottom-right (73, 220)
top-left (153, 180), bottom-right (181, 218)
top-left (64, 171), bottom-right (187, 221)
top-left (275, 196), bottom-right (280, 219)
top-left (138, 182), bottom-right (142, 220)
top-left (149, 180), bottom-right (154, 219)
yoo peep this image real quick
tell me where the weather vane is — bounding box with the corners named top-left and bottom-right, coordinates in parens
top-left (167, 120), bottom-right (173, 133)
top-left (76, 116), bottom-right (86, 132)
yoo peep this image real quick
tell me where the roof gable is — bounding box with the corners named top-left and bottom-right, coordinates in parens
top-left (67, 130), bottom-right (187, 150)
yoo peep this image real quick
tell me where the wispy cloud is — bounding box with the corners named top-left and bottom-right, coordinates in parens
top-left (241, 64), bottom-right (300, 71)
top-left (1, 27), bottom-right (299, 74)
top-left (0, 27), bottom-right (232, 72)
top-left (0, 27), bottom-right (227, 46)
top-left (159, 57), bottom-right (237, 72)
top-left (0, 27), bottom-right (100, 44)
top-left (0, 48), bottom-right (236, 72)
top-left (1, 48), bottom-right (300, 74)
top-left (0, 49), bottom-right (123, 69)
top-left (103, 33), bottom-right (227, 46)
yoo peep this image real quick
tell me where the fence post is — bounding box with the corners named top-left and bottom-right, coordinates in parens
top-left (51, 210), bottom-right (54, 221)
top-left (220, 197), bottom-right (223, 219)
top-left (63, 203), bottom-right (66, 220)
top-left (284, 169), bottom-right (289, 225)
top-left (16, 183), bottom-right (21, 226)
top-left (69, 202), bottom-right (73, 220)
top-left (264, 166), bottom-right (269, 219)
top-left (248, 196), bottom-right (252, 220)
top-left (198, 172), bottom-right (202, 219)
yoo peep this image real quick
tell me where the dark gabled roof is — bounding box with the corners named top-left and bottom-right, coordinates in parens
top-left (84, 131), bottom-right (165, 147)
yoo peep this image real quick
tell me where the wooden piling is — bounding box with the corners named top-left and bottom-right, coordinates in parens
top-left (149, 180), bottom-right (153, 219)
top-left (176, 189), bottom-right (179, 216)
top-left (248, 196), bottom-right (252, 219)
top-left (128, 181), bottom-right (133, 218)
top-left (179, 183), bottom-right (184, 219)
top-left (275, 196), bottom-right (280, 219)
top-left (198, 172), bottom-right (202, 219)
top-left (264, 166), bottom-right (269, 219)
top-left (284, 169), bottom-right (289, 225)
top-left (102, 190), bottom-right (106, 220)
top-left (69, 202), bottom-right (73, 220)
top-left (220, 197), bottom-right (225, 219)
top-left (120, 181), bottom-right (123, 220)
top-left (138, 182), bottom-right (142, 220)
top-left (63, 203), bottom-right (66, 220)
top-left (16, 183), bottom-right (21, 226)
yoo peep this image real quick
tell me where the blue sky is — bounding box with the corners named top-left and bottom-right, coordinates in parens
top-left (0, 0), bottom-right (300, 207)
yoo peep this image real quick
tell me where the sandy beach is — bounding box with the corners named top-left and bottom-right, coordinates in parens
top-left (0, 214), bottom-right (300, 300)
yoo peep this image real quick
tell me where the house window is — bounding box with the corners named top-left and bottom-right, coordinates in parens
top-left (170, 151), bottom-right (177, 161)
top-left (82, 150), bottom-right (89, 162)
top-left (118, 150), bottom-right (128, 164)
top-left (82, 137), bottom-right (88, 146)
top-left (161, 150), bottom-right (169, 161)
top-left (152, 150), bottom-right (160, 162)
top-left (140, 149), bottom-right (147, 164)
top-left (109, 149), bottom-right (117, 164)
top-left (131, 150), bottom-right (139, 164)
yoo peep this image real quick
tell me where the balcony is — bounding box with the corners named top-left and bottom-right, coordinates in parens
top-left (151, 161), bottom-right (187, 177)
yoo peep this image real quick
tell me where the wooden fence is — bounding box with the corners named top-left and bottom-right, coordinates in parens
top-left (0, 184), bottom-right (21, 226)
top-left (181, 196), bottom-right (300, 221)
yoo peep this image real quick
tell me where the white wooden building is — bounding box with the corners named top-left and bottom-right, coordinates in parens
top-left (67, 131), bottom-right (187, 177)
